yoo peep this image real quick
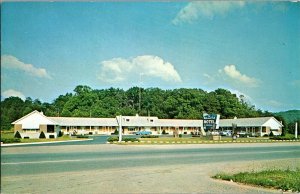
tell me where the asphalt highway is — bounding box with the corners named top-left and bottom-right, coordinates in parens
top-left (1, 142), bottom-right (300, 193)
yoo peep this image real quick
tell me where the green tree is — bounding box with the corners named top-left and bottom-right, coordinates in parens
top-left (1, 97), bottom-right (25, 130)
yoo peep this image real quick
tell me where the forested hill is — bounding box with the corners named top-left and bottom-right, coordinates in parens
top-left (275, 110), bottom-right (300, 123)
top-left (1, 85), bottom-right (274, 130)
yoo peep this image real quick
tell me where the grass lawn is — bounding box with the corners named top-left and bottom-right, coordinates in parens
top-left (213, 169), bottom-right (300, 192)
top-left (1, 131), bottom-right (89, 144)
top-left (20, 135), bottom-right (81, 143)
top-left (138, 136), bottom-right (273, 144)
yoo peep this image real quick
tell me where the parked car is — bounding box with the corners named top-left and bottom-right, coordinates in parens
top-left (135, 131), bottom-right (152, 135)
top-left (237, 131), bottom-right (250, 137)
top-left (209, 131), bottom-right (220, 136)
top-left (220, 130), bottom-right (232, 136)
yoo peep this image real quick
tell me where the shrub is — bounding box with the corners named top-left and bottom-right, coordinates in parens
top-left (76, 134), bottom-right (89, 138)
top-left (58, 131), bottom-right (64, 137)
top-left (89, 132), bottom-right (93, 135)
top-left (270, 134), bottom-right (295, 140)
top-left (179, 134), bottom-right (183, 138)
top-left (39, 131), bottom-right (46, 139)
top-left (49, 135), bottom-right (55, 138)
top-left (107, 136), bottom-right (140, 142)
top-left (269, 131), bottom-right (274, 137)
top-left (1, 138), bottom-right (21, 143)
top-left (24, 137), bottom-right (29, 139)
top-left (263, 134), bottom-right (269, 137)
top-left (162, 129), bottom-right (167, 134)
top-left (111, 129), bottom-right (119, 135)
top-left (107, 136), bottom-right (119, 142)
top-left (123, 137), bottom-right (139, 142)
top-left (140, 135), bottom-right (159, 138)
top-left (14, 131), bottom-right (21, 138)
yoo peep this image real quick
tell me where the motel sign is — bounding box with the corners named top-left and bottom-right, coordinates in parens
top-left (203, 113), bottom-right (220, 131)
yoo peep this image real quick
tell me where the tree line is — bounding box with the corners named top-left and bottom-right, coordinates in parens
top-left (1, 85), bottom-right (293, 133)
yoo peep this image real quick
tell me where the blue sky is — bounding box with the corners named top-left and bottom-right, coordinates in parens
top-left (1, 1), bottom-right (300, 112)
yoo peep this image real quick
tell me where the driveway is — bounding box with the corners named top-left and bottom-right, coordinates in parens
top-left (1, 143), bottom-right (300, 193)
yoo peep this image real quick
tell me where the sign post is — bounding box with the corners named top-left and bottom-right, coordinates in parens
top-left (203, 113), bottom-right (220, 135)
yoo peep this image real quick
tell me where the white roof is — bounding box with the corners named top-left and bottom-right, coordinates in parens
top-left (120, 115), bottom-right (159, 127)
top-left (13, 110), bottom-right (282, 129)
top-left (49, 117), bottom-right (118, 126)
top-left (12, 110), bottom-right (56, 129)
top-left (219, 117), bottom-right (282, 127)
top-left (119, 115), bottom-right (202, 127)
top-left (157, 119), bottom-right (202, 127)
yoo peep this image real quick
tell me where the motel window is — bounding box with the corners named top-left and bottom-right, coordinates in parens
top-left (150, 119), bottom-right (154, 122)
top-left (262, 127), bottom-right (266, 133)
top-left (126, 119), bottom-right (130, 122)
top-left (47, 125), bottom-right (55, 133)
top-left (128, 128), bottom-right (136, 131)
top-left (24, 129), bottom-right (38, 132)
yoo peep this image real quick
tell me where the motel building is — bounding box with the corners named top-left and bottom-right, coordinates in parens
top-left (12, 110), bottom-right (283, 139)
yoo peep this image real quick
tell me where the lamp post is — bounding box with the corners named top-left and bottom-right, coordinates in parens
top-left (138, 73), bottom-right (144, 114)
top-left (118, 115), bottom-right (122, 142)
top-left (295, 122), bottom-right (298, 139)
top-left (232, 123), bottom-right (237, 140)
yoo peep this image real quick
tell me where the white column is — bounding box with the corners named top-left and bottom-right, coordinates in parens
top-left (260, 126), bottom-right (262, 137)
top-left (118, 115), bottom-right (122, 142)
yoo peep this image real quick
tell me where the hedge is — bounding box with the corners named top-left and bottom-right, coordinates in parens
top-left (107, 136), bottom-right (139, 142)
top-left (140, 135), bottom-right (159, 138)
top-left (1, 138), bottom-right (21, 143)
top-left (76, 134), bottom-right (89, 138)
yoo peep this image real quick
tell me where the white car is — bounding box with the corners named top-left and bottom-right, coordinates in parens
top-left (220, 130), bottom-right (232, 136)
top-left (210, 131), bottom-right (220, 135)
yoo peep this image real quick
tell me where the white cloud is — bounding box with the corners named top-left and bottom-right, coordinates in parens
top-left (229, 89), bottom-right (253, 104)
top-left (98, 55), bottom-right (182, 83)
top-left (291, 80), bottom-right (300, 88)
top-left (203, 73), bottom-right (213, 80)
top-left (1, 55), bottom-right (51, 79)
top-left (2, 89), bottom-right (26, 100)
top-left (220, 65), bottom-right (260, 87)
top-left (267, 100), bottom-right (283, 107)
top-left (173, 1), bottom-right (245, 24)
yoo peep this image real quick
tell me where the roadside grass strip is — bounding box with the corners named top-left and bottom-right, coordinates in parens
top-left (213, 169), bottom-right (300, 192)
top-left (108, 138), bottom-right (300, 145)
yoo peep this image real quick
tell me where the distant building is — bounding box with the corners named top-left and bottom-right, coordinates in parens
top-left (12, 110), bottom-right (60, 139)
top-left (219, 117), bottom-right (283, 136)
top-left (12, 110), bottom-right (283, 139)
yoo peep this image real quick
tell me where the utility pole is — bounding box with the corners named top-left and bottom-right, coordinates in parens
top-left (139, 87), bottom-right (141, 114)
top-left (295, 122), bottom-right (298, 139)
top-left (138, 73), bottom-right (143, 114)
